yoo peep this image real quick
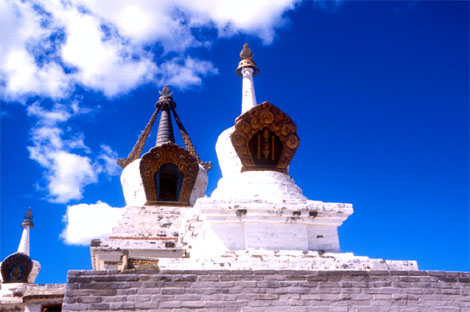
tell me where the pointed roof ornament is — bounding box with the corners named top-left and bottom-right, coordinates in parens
top-left (156, 85), bottom-right (176, 110)
top-left (240, 43), bottom-right (254, 60)
top-left (236, 43), bottom-right (260, 77)
top-left (117, 85), bottom-right (211, 172)
top-left (22, 207), bottom-right (34, 228)
top-left (159, 85), bottom-right (174, 98)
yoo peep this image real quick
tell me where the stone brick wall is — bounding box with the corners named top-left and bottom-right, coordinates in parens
top-left (63, 270), bottom-right (470, 312)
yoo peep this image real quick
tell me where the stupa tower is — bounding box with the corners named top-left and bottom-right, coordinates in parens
top-left (1, 209), bottom-right (41, 292)
top-left (162, 43), bottom-right (416, 271)
top-left (91, 86), bottom-right (210, 270)
top-left (1, 210), bottom-right (65, 310)
top-left (176, 43), bottom-right (352, 264)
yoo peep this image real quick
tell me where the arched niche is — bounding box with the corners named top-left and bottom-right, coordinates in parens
top-left (140, 143), bottom-right (199, 205)
top-left (154, 163), bottom-right (184, 201)
top-left (248, 127), bottom-right (283, 168)
top-left (1, 252), bottom-right (33, 283)
top-left (231, 102), bottom-right (300, 173)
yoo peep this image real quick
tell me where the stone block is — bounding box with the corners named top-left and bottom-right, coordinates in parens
top-left (158, 301), bottom-right (182, 309)
top-left (89, 303), bottom-right (109, 310)
top-left (204, 301), bottom-right (226, 308)
top-left (109, 302), bottom-right (135, 310)
top-left (161, 288), bottom-right (186, 295)
top-left (181, 301), bottom-right (205, 308)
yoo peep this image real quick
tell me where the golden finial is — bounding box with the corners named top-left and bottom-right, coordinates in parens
top-left (240, 43), bottom-right (254, 60)
top-left (25, 207), bottom-right (32, 220)
top-left (236, 43), bottom-right (260, 77)
top-left (22, 207), bottom-right (34, 228)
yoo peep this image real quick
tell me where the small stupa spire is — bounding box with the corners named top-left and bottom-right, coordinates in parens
top-left (236, 43), bottom-right (259, 114)
top-left (17, 207), bottom-right (34, 255)
top-left (155, 85), bottom-right (175, 146)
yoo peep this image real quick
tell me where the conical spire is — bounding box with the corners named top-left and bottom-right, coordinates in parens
top-left (156, 109), bottom-right (175, 146)
top-left (155, 85), bottom-right (175, 146)
top-left (118, 84), bottom-right (210, 171)
top-left (17, 207), bottom-right (34, 255)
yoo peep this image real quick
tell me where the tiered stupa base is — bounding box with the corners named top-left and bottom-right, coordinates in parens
top-left (91, 205), bottom-right (189, 270)
top-left (158, 250), bottom-right (418, 271)
top-left (182, 196), bottom-right (353, 259)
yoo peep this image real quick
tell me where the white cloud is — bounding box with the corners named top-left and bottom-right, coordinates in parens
top-left (161, 57), bottom-right (218, 88)
top-left (61, 201), bottom-right (124, 245)
top-left (96, 145), bottom-right (121, 177)
top-left (179, 0), bottom-right (300, 43)
top-left (0, 0), bottom-right (299, 100)
top-left (47, 151), bottom-right (96, 203)
top-left (27, 102), bottom-right (120, 203)
top-left (0, 1), bottom-right (70, 100)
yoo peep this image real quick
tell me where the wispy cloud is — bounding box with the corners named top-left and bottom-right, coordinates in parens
top-left (0, 0), bottom-right (300, 100)
top-left (27, 102), bottom-right (120, 203)
top-left (61, 201), bottom-right (124, 245)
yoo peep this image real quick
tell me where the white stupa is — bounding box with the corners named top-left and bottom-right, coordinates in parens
top-left (90, 86), bottom-right (210, 270)
top-left (159, 43), bottom-right (417, 271)
top-left (0, 209), bottom-right (43, 307)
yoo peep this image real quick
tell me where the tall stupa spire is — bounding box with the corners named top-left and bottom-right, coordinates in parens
top-left (236, 43), bottom-right (260, 114)
top-left (17, 207), bottom-right (33, 255)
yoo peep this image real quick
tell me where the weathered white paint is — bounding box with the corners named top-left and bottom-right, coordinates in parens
top-left (241, 67), bottom-right (257, 114)
top-left (95, 158), bottom-right (208, 271)
top-left (28, 261), bottom-right (41, 283)
top-left (92, 204), bottom-right (191, 270)
top-left (181, 197), bottom-right (353, 259)
top-left (189, 165), bottom-right (208, 207)
top-left (158, 250), bottom-right (418, 271)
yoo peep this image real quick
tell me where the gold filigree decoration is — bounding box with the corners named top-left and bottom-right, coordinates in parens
top-left (231, 102), bottom-right (300, 173)
top-left (140, 143), bottom-right (199, 205)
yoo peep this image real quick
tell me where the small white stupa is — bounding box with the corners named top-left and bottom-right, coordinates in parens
top-left (90, 86), bottom-right (210, 270)
top-left (0, 209), bottom-right (41, 305)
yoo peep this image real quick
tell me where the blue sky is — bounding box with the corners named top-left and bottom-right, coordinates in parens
top-left (1, 1), bottom-right (468, 284)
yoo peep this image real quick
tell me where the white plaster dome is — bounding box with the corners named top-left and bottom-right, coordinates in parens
top-left (211, 126), bottom-right (306, 201)
top-left (121, 158), bottom-right (208, 206)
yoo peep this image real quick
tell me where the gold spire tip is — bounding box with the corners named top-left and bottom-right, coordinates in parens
top-left (22, 207), bottom-right (34, 228)
top-left (159, 85), bottom-right (173, 97)
top-left (240, 43), bottom-right (254, 60)
top-left (236, 42), bottom-right (259, 77)
top-left (25, 207), bottom-right (33, 220)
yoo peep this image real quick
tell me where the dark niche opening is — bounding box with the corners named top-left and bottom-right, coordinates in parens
top-left (154, 163), bottom-right (184, 201)
top-left (249, 127), bottom-right (283, 168)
